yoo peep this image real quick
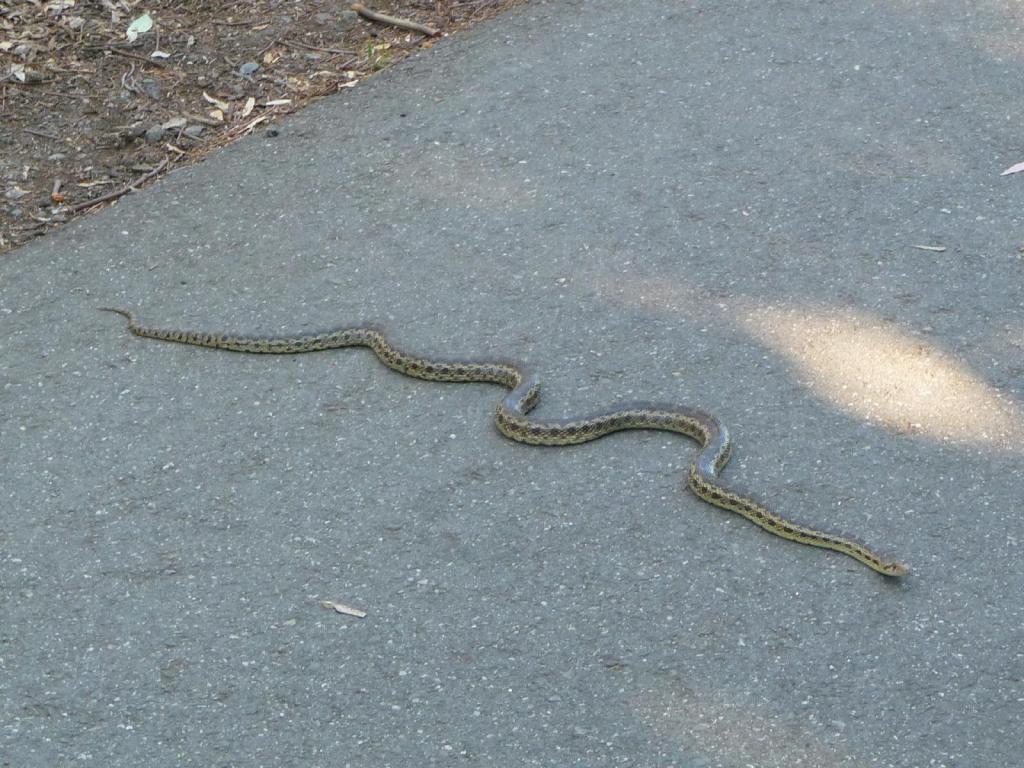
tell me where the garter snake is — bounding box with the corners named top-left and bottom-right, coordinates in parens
top-left (101, 308), bottom-right (907, 577)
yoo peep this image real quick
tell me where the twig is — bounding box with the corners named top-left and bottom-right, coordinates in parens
top-left (24, 128), bottom-right (61, 141)
top-left (107, 48), bottom-right (167, 69)
top-left (281, 39), bottom-right (356, 56)
top-left (351, 3), bottom-right (440, 36)
top-left (68, 158), bottom-right (169, 212)
top-left (39, 90), bottom-right (92, 101)
top-left (258, 37), bottom-right (282, 56)
top-left (212, 17), bottom-right (273, 27)
top-left (326, 54), bottom-right (361, 69)
top-left (186, 113), bottom-right (226, 126)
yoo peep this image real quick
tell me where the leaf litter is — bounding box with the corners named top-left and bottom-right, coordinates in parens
top-left (0, 0), bottom-right (528, 252)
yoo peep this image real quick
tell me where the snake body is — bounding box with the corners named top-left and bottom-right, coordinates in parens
top-left (101, 308), bottom-right (907, 577)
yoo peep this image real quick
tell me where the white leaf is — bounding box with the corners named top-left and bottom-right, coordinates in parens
top-left (320, 600), bottom-right (367, 618)
top-left (202, 91), bottom-right (230, 110)
top-left (1000, 161), bottom-right (1024, 176)
top-left (126, 13), bottom-right (153, 42)
top-left (45, 0), bottom-right (76, 14)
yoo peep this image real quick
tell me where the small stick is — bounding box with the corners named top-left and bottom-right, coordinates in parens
top-left (24, 127), bottom-right (61, 141)
top-left (351, 3), bottom-right (440, 36)
top-left (68, 158), bottom-right (169, 212)
top-left (280, 39), bottom-right (356, 56)
top-left (211, 18), bottom-right (273, 27)
top-left (107, 48), bottom-right (168, 69)
top-left (39, 90), bottom-right (92, 101)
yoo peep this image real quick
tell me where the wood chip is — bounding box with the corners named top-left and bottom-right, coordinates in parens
top-left (320, 600), bottom-right (367, 618)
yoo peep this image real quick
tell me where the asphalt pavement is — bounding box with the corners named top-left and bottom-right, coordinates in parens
top-left (3, 1), bottom-right (1023, 765)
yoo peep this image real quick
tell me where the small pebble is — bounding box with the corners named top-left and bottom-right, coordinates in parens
top-left (338, 10), bottom-right (359, 30)
top-left (139, 79), bottom-right (162, 100)
top-left (239, 61), bottom-right (259, 76)
top-left (144, 124), bottom-right (165, 143)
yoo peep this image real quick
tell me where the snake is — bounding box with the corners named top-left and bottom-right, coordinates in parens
top-left (100, 308), bottom-right (907, 577)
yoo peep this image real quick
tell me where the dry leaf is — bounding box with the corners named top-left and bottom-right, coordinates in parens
top-left (202, 91), bottom-right (230, 110)
top-left (241, 96), bottom-right (255, 117)
top-left (45, 0), bottom-right (76, 14)
top-left (1001, 160), bottom-right (1024, 176)
top-left (320, 600), bottom-right (367, 618)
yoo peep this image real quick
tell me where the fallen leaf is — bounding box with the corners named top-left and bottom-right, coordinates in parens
top-left (1001, 160), bottom-right (1024, 176)
top-left (240, 114), bottom-right (271, 133)
top-left (45, 0), bottom-right (76, 14)
top-left (241, 96), bottom-right (255, 117)
top-left (202, 91), bottom-right (230, 111)
top-left (126, 13), bottom-right (153, 42)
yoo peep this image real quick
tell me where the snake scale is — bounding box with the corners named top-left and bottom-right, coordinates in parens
top-left (101, 308), bottom-right (907, 577)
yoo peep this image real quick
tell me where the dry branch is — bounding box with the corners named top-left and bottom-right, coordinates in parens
top-left (68, 159), bottom-right (169, 212)
top-left (351, 3), bottom-right (441, 36)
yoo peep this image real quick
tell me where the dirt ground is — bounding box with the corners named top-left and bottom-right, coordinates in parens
top-left (0, 0), bottom-right (527, 254)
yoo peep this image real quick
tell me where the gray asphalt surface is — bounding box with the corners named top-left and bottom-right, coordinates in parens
top-left (4, 1), bottom-right (1023, 765)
